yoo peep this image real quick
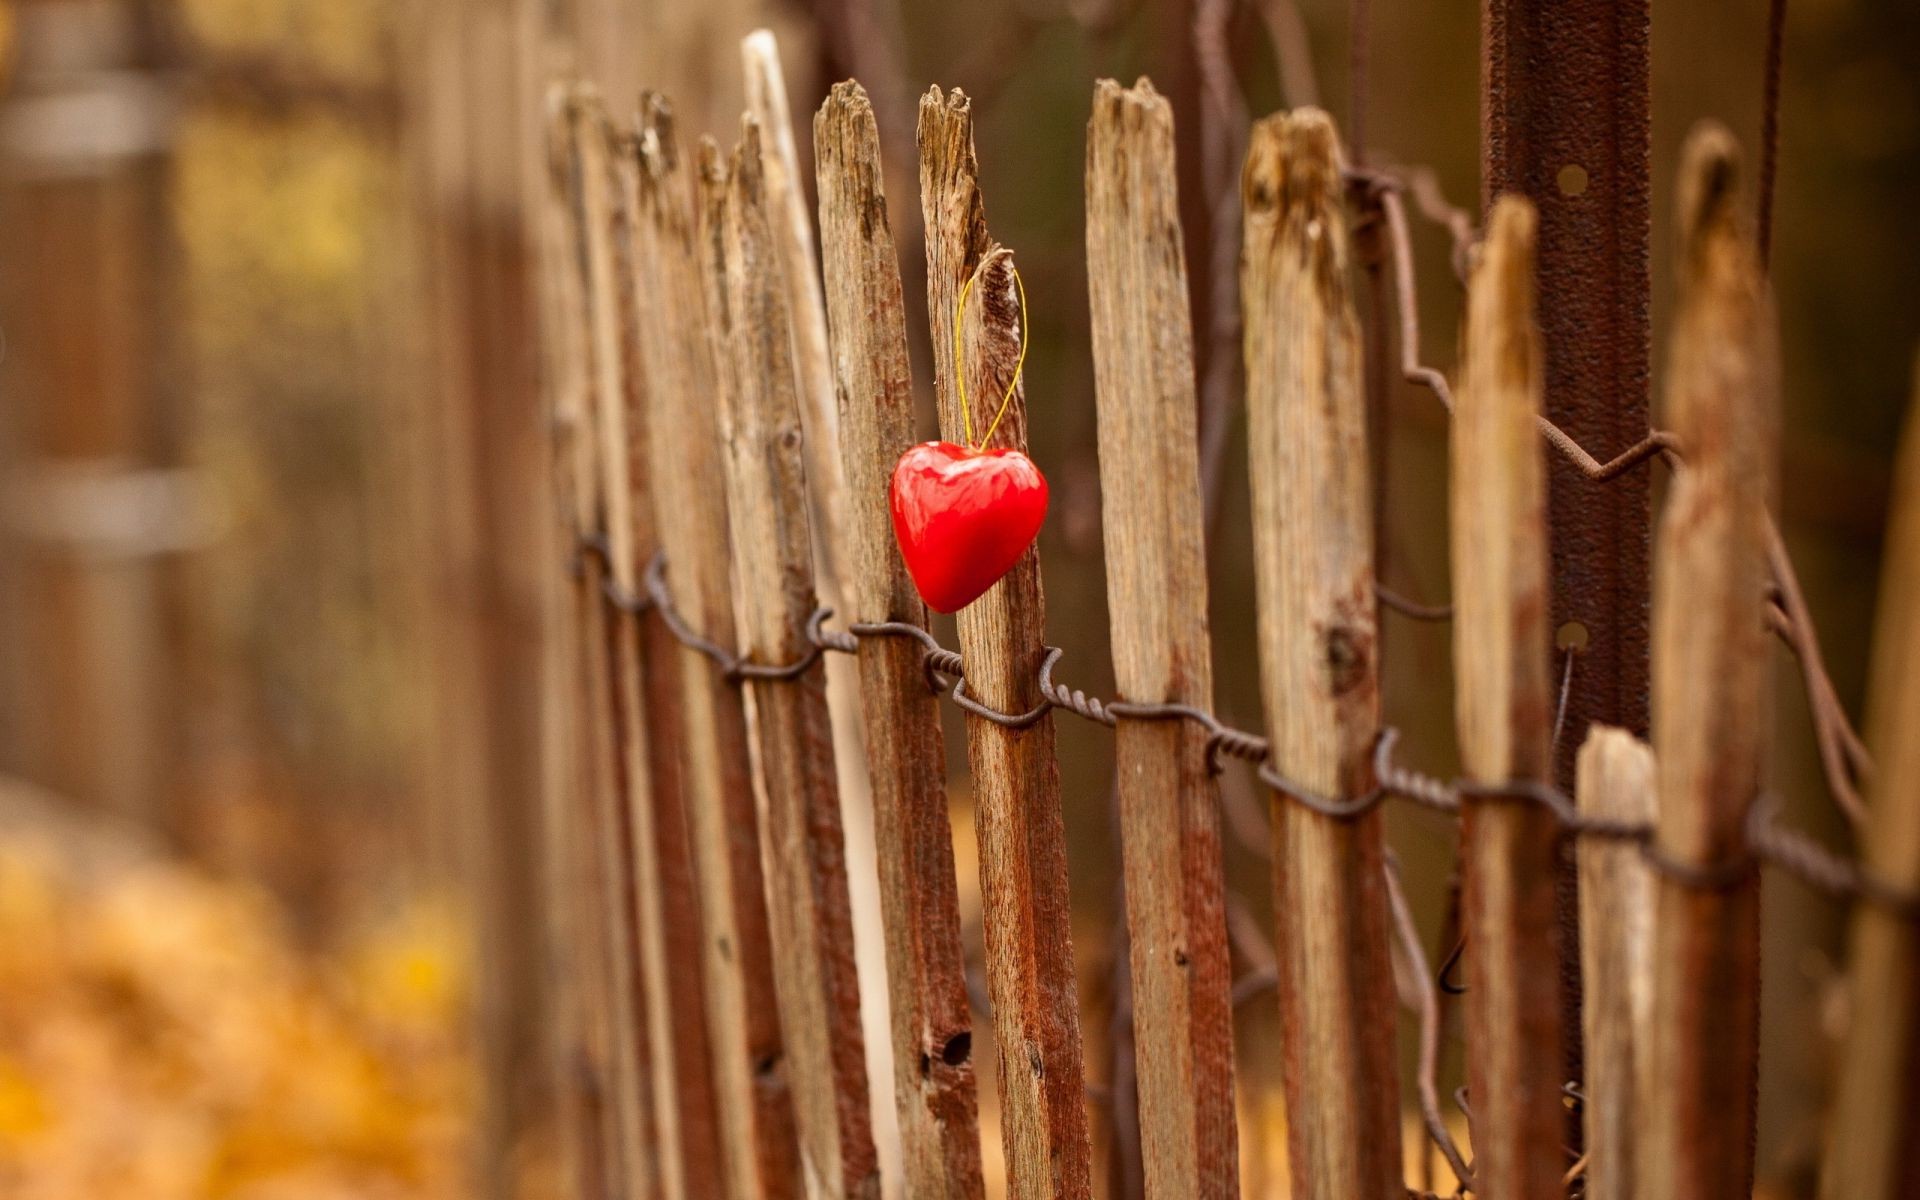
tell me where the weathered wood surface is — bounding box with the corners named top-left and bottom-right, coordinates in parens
top-left (1575, 727), bottom-right (1656, 1200)
top-left (1822, 354), bottom-right (1920, 1200)
top-left (740, 40), bottom-right (897, 1192)
top-left (1450, 194), bottom-right (1564, 1199)
top-left (1240, 107), bottom-right (1401, 1200)
top-left (1641, 122), bottom-right (1776, 1200)
top-left (918, 86), bottom-right (1092, 1200)
top-left (617, 100), bottom-right (731, 1200)
top-left (633, 120), bottom-right (800, 1200)
top-left (565, 95), bottom-right (660, 1200)
top-left (711, 119), bottom-right (879, 1200)
top-left (814, 81), bottom-right (985, 1200)
top-left (1086, 78), bottom-right (1237, 1200)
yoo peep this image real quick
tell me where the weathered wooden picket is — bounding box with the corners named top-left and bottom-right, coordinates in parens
top-left (538, 33), bottom-right (1920, 1200)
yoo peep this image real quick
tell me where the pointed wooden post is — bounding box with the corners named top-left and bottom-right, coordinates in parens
top-left (815, 82), bottom-right (985, 1200)
top-left (710, 119), bottom-right (880, 1200)
top-left (1575, 727), bottom-right (1656, 1200)
top-left (918, 87), bottom-right (1093, 1200)
top-left (1822, 354), bottom-right (1920, 1200)
top-left (630, 123), bottom-right (801, 1200)
top-left (564, 93), bottom-right (660, 1200)
top-left (1084, 77), bottom-right (1237, 1200)
top-left (1451, 194), bottom-right (1564, 1199)
top-left (1640, 122), bottom-right (1776, 1200)
top-left (616, 98), bottom-right (734, 1200)
top-left (1241, 107), bottom-right (1402, 1200)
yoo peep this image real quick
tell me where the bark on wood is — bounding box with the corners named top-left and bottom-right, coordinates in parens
top-left (1640, 122), bottom-right (1776, 1200)
top-left (814, 81), bottom-right (985, 1200)
top-left (712, 118), bottom-right (880, 1200)
top-left (565, 95), bottom-right (661, 1200)
top-left (1086, 78), bottom-right (1238, 1200)
top-left (1575, 727), bottom-right (1656, 1200)
top-left (632, 123), bottom-right (801, 1200)
top-left (1822, 353), bottom-right (1920, 1200)
top-left (1450, 194), bottom-right (1564, 1200)
top-left (1240, 107), bottom-right (1401, 1200)
top-left (918, 86), bottom-right (1093, 1200)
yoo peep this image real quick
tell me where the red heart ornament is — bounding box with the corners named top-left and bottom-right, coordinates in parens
top-left (889, 440), bottom-right (1049, 614)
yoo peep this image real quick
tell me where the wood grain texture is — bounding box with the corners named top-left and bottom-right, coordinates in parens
top-left (1575, 727), bottom-right (1656, 1200)
top-left (566, 96), bottom-right (660, 1200)
top-left (618, 99), bottom-right (732, 1200)
top-left (1086, 78), bottom-right (1238, 1200)
top-left (1450, 194), bottom-right (1564, 1200)
top-left (918, 86), bottom-right (1093, 1200)
top-left (1239, 108), bottom-right (1401, 1200)
top-left (814, 82), bottom-right (985, 1200)
top-left (636, 124), bottom-right (801, 1200)
top-left (1822, 354), bottom-right (1920, 1200)
top-left (714, 119), bottom-right (880, 1200)
top-left (1640, 123), bottom-right (1776, 1200)
top-left (739, 42), bottom-right (896, 1194)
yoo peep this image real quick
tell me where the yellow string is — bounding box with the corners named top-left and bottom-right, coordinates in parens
top-left (953, 262), bottom-right (1030, 451)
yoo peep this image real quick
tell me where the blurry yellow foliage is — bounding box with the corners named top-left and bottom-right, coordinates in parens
top-left (0, 834), bottom-right (475, 1200)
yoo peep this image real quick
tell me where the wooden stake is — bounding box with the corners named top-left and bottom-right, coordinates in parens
top-left (1241, 107), bottom-right (1402, 1200)
top-left (918, 87), bottom-right (1093, 1200)
top-left (565, 93), bottom-right (660, 1200)
top-left (1450, 194), bottom-right (1563, 1199)
top-left (1822, 354), bottom-right (1920, 1199)
top-left (1575, 727), bottom-right (1656, 1200)
top-left (1640, 122), bottom-right (1776, 1200)
top-left (712, 118), bottom-right (880, 1200)
top-left (632, 126), bottom-right (801, 1200)
top-left (814, 81), bottom-right (985, 1200)
top-left (1087, 78), bottom-right (1238, 1200)
top-left (616, 100), bottom-right (734, 1200)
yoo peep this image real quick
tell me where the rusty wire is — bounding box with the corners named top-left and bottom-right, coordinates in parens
top-left (579, 535), bottom-right (1920, 924)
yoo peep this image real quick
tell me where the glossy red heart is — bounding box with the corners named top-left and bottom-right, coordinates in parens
top-left (889, 440), bottom-right (1049, 614)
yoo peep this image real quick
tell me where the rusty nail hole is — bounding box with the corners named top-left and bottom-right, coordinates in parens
top-left (1172, 948), bottom-right (1190, 967)
top-left (1556, 164), bottom-right (1589, 197)
top-left (1556, 620), bottom-right (1590, 652)
top-left (754, 1053), bottom-right (780, 1079)
top-left (717, 936), bottom-right (733, 962)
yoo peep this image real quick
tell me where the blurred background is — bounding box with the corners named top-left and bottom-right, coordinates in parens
top-left (0, 0), bottom-right (1914, 1196)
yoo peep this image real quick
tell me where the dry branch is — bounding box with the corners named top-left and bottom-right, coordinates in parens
top-left (918, 86), bottom-right (1093, 1200)
top-left (814, 81), bottom-right (984, 1200)
top-left (1641, 122), bottom-right (1777, 1200)
top-left (1819, 355), bottom-right (1920, 1200)
top-left (1086, 78), bottom-right (1238, 1200)
top-left (1450, 194), bottom-right (1564, 1200)
top-left (713, 118), bottom-right (879, 1200)
top-left (1575, 727), bottom-right (1656, 1200)
top-left (1240, 107), bottom-right (1400, 1200)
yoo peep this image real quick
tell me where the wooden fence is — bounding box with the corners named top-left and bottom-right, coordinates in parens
top-left (536, 37), bottom-right (1920, 1200)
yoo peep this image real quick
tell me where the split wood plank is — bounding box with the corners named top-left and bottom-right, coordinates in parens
top-left (712, 118), bottom-right (879, 1200)
top-left (541, 98), bottom-right (619, 1193)
top-left (1821, 353), bottom-right (1920, 1200)
top-left (1086, 78), bottom-right (1237, 1200)
top-left (1240, 107), bottom-right (1402, 1200)
top-left (634, 124), bottom-right (802, 1200)
top-left (613, 101), bottom-right (734, 1200)
top-left (740, 40), bottom-right (897, 1190)
top-left (1640, 122), bottom-right (1777, 1200)
top-left (1450, 193), bottom-right (1564, 1200)
top-left (814, 81), bottom-right (985, 1200)
top-left (918, 86), bottom-right (1093, 1200)
top-left (1575, 727), bottom-right (1656, 1200)
top-left (565, 94), bottom-right (661, 1200)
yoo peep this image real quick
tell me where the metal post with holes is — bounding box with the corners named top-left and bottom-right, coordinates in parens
top-left (1482, 0), bottom-right (1654, 1137)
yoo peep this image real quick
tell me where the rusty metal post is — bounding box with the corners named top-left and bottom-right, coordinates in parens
top-left (1481, 0), bottom-right (1653, 1125)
